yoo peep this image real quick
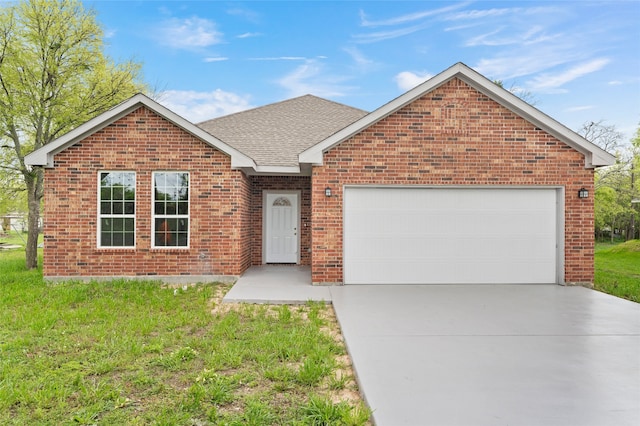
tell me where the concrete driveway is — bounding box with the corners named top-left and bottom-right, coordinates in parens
top-left (330, 284), bottom-right (640, 426)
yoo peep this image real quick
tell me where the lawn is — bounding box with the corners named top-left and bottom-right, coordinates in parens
top-left (594, 240), bottom-right (640, 303)
top-left (0, 229), bottom-right (32, 247)
top-left (2, 236), bottom-right (636, 425)
top-left (0, 249), bottom-right (370, 425)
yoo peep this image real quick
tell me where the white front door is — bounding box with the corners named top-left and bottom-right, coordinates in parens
top-left (265, 193), bottom-right (299, 263)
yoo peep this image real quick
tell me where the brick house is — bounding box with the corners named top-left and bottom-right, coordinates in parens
top-left (25, 63), bottom-right (614, 285)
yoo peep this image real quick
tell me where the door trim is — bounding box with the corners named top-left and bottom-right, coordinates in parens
top-left (262, 190), bottom-right (301, 264)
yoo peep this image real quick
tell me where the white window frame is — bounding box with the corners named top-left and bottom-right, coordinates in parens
top-left (97, 171), bottom-right (136, 248)
top-left (152, 171), bottom-right (190, 249)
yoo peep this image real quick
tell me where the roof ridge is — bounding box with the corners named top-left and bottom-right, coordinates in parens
top-left (196, 94), bottom-right (366, 126)
top-left (303, 94), bottom-right (369, 115)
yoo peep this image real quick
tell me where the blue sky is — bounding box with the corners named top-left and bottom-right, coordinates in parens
top-left (89, 0), bottom-right (640, 142)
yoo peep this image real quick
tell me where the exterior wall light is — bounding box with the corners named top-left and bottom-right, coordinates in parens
top-left (578, 188), bottom-right (589, 199)
top-left (325, 187), bottom-right (332, 197)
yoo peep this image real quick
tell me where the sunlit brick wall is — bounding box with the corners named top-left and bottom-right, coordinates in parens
top-left (311, 78), bottom-right (594, 284)
top-left (43, 106), bottom-right (251, 279)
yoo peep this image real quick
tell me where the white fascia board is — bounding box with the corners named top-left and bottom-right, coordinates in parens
top-left (243, 165), bottom-right (304, 176)
top-left (24, 93), bottom-right (257, 170)
top-left (299, 62), bottom-right (615, 169)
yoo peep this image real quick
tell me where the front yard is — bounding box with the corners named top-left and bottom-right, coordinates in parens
top-left (1, 235), bottom-right (637, 424)
top-left (0, 249), bottom-right (370, 425)
top-left (594, 240), bottom-right (640, 303)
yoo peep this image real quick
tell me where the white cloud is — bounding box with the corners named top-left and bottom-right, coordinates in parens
top-left (444, 7), bottom-right (517, 21)
top-left (227, 7), bottom-right (261, 24)
top-left (277, 61), bottom-right (354, 98)
top-left (465, 26), bottom-right (559, 47)
top-left (608, 80), bottom-right (623, 86)
top-left (475, 56), bottom-right (547, 80)
top-left (343, 46), bottom-right (375, 72)
top-left (474, 47), bottom-right (578, 80)
top-left (394, 71), bottom-right (434, 91)
top-left (565, 105), bottom-right (595, 112)
top-left (528, 58), bottom-right (610, 90)
top-left (444, 22), bottom-right (482, 32)
top-left (203, 57), bottom-right (228, 63)
top-left (352, 22), bottom-right (432, 44)
top-left (444, 6), bottom-right (560, 21)
top-left (237, 32), bottom-right (262, 39)
top-left (157, 17), bottom-right (223, 49)
top-left (158, 90), bottom-right (253, 123)
top-left (354, 2), bottom-right (469, 43)
top-left (249, 56), bottom-right (308, 61)
top-left (359, 2), bottom-right (469, 27)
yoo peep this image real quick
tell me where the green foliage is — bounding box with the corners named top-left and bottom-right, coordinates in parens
top-left (0, 0), bottom-right (145, 150)
top-left (606, 239), bottom-right (640, 253)
top-left (591, 122), bottom-right (640, 241)
top-left (0, 250), bottom-right (369, 425)
top-left (594, 241), bottom-right (640, 303)
top-left (0, 0), bottom-right (146, 268)
top-left (302, 395), bottom-right (372, 426)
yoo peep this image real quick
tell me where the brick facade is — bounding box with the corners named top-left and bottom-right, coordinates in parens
top-left (311, 78), bottom-right (594, 284)
top-left (44, 106), bottom-right (254, 279)
top-left (42, 77), bottom-right (597, 285)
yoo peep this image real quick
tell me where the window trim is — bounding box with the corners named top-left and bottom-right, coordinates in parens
top-left (151, 171), bottom-right (190, 249)
top-left (97, 171), bottom-right (136, 249)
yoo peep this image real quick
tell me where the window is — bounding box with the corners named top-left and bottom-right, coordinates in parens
top-left (272, 197), bottom-right (291, 207)
top-left (99, 171), bottom-right (135, 247)
top-left (153, 172), bottom-right (189, 247)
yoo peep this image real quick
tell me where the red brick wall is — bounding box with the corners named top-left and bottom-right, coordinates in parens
top-left (311, 78), bottom-right (595, 284)
top-left (43, 106), bottom-right (252, 278)
top-left (250, 176), bottom-right (312, 265)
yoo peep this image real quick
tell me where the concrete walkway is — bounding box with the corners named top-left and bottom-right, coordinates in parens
top-left (222, 265), bottom-right (331, 304)
top-left (223, 268), bottom-right (640, 426)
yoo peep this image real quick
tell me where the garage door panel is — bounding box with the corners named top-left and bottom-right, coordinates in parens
top-left (344, 187), bottom-right (558, 284)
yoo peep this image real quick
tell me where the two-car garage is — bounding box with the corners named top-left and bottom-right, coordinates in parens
top-left (343, 187), bottom-right (561, 285)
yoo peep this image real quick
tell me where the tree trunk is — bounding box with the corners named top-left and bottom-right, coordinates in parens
top-left (24, 168), bottom-right (43, 270)
top-left (631, 171), bottom-right (636, 240)
top-left (610, 220), bottom-right (615, 243)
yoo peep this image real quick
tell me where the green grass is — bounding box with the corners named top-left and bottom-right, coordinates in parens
top-left (594, 240), bottom-right (640, 303)
top-left (0, 229), bottom-right (43, 255)
top-left (0, 249), bottom-right (370, 425)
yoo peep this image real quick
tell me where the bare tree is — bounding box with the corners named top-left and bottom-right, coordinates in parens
top-left (493, 79), bottom-right (538, 106)
top-left (578, 120), bottom-right (624, 153)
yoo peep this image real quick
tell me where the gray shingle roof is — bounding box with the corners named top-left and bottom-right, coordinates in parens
top-left (197, 95), bottom-right (368, 167)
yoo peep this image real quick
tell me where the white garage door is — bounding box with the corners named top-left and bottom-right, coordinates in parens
top-left (343, 187), bottom-right (559, 284)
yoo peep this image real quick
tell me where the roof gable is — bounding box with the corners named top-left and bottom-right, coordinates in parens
top-left (299, 62), bottom-right (615, 169)
top-left (24, 94), bottom-right (256, 169)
